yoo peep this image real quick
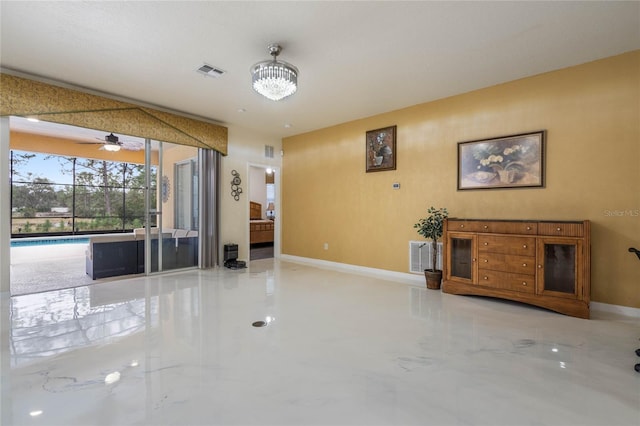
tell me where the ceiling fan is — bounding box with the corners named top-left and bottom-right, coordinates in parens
top-left (76, 133), bottom-right (143, 152)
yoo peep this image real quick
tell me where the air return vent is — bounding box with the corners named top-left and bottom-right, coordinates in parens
top-left (265, 145), bottom-right (274, 158)
top-left (196, 64), bottom-right (225, 78)
top-left (409, 241), bottom-right (443, 273)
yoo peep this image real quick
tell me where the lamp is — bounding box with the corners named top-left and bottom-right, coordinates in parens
top-left (251, 44), bottom-right (298, 101)
top-left (103, 144), bottom-right (121, 152)
top-left (266, 202), bottom-right (275, 220)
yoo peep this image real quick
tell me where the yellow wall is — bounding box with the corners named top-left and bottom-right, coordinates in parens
top-left (282, 51), bottom-right (640, 308)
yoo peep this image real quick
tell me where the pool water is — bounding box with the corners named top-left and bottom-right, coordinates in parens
top-left (11, 237), bottom-right (90, 247)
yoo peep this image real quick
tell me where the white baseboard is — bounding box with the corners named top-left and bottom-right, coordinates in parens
top-left (590, 301), bottom-right (640, 318)
top-left (279, 254), bottom-right (640, 318)
top-left (280, 254), bottom-right (424, 286)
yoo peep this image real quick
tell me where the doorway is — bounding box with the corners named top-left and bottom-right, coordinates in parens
top-left (249, 165), bottom-right (276, 260)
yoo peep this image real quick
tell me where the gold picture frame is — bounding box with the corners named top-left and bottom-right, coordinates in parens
top-left (458, 130), bottom-right (545, 190)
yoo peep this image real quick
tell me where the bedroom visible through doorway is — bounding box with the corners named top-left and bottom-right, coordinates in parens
top-left (249, 165), bottom-right (275, 260)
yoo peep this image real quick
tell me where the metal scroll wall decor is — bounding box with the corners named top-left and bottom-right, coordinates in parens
top-left (230, 170), bottom-right (243, 201)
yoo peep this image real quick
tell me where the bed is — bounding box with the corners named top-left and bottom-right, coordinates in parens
top-left (250, 201), bottom-right (274, 244)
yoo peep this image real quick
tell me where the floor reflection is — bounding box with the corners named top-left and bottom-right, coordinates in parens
top-left (9, 284), bottom-right (158, 368)
top-left (2, 260), bottom-right (639, 426)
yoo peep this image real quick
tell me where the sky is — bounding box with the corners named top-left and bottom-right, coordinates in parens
top-left (11, 151), bottom-right (71, 184)
top-left (11, 150), bottom-right (152, 188)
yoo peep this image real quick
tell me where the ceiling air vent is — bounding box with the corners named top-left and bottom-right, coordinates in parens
top-left (196, 64), bottom-right (225, 78)
top-left (265, 145), bottom-right (274, 159)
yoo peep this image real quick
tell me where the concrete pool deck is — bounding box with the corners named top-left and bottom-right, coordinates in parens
top-left (10, 244), bottom-right (124, 296)
top-left (10, 241), bottom-right (269, 296)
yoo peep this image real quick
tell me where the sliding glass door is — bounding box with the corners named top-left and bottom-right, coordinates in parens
top-left (145, 140), bottom-right (199, 274)
top-left (175, 159), bottom-right (198, 230)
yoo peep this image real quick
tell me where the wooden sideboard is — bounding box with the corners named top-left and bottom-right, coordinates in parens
top-left (442, 219), bottom-right (591, 318)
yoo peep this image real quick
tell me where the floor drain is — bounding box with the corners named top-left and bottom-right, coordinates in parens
top-left (252, 321), bottom-right (267, 327)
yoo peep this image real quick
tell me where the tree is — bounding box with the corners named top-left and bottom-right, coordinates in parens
top-left (74, 158), bottom-right (120, 217)
top-left (14, 177), bottom-right (57, 214)
top-left (10, 151), bottom-right (36, 181)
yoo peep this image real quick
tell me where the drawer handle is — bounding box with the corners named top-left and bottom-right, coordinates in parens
top-left (483, 259), bottom-right (488, 263)
top-left (483, 225), bottom-right (488, 229)
top-left (538, 264), bottom-right (542, 269)
top-left (472, 258), bottom-right (476, 262)
top-left (523, 244), bottom-right (527, 249)
top-left (522, 282), bottom-right (527, 286)
top-left (557, 227), bottom-right (562, 231)
top-left (460, 224), bottom-right (464, 228)
top-left (483, 242), bottom-right (488, 246)
top-left (526, 226), bottom-right (532, 231)
top-left (483, 276), bottom-right (488, 280)
top-left (522, 263), bottom-right (527, 267)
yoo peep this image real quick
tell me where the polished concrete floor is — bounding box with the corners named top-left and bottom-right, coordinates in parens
top-left (1, 258), bottom-right (639, 426)
top-left (250, 243), bottom-right (274, 261)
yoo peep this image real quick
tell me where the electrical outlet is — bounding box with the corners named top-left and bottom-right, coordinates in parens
top-left (323, 243), bottom-right (329, 250)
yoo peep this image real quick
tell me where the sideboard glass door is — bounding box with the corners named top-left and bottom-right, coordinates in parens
top-left (537, 238), bottom-right (582, 299)
top-left (446, 234), bottom-right (476, 284)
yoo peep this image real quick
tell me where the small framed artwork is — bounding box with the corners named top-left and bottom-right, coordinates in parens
top-left (366, 125), bottom-right (397, 172)
top-left (458, 130), bottom-right (545, 190)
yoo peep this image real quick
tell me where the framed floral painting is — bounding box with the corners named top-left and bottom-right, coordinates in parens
top-left (366, 125), bottom-right (396, 172)
top-left (457, 131), bottom-right (545, 190)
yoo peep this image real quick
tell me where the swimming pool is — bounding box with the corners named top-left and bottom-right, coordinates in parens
top-left (10, 237), bottom-right (90, 247)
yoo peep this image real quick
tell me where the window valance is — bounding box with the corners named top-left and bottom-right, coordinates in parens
top-left (0, 73), bottom-right (227, 155)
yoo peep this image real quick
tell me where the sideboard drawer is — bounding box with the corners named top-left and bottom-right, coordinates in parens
top-left (479, 221), bottom-right (538, 234)
top-left (477, 270), bottom-right (535, 294)
top-left (477, 253), bottom-right (536, 275)
top-left (478, 235), bottom-right (536, 256)
top-left (447, 220), bottom-right (487, 232)
top-left (448, 220), bottom-right (538, 234)
top-left (538, 222), bottom-right (584, 237)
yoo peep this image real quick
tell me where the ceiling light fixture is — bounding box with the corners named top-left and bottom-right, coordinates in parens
top-left (251, 44), bottom-right (298, 101)
top-left (103, 144), bottom-right (121, 152)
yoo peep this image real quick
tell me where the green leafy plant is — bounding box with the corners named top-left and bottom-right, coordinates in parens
top-left (414, 206), bottom-right (449, 271)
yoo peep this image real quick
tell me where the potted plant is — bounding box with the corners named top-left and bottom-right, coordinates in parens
top-left (413, 206), bottom-right (449, 289)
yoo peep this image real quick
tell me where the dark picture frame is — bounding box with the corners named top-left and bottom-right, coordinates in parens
top-left (366, 125), bottom-right (397, 172)
top-left (457, 130), bottom-right (545, 190)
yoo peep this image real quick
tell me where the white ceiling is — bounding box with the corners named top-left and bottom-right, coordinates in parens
top-left (1, 1), bottom-right (639, 140)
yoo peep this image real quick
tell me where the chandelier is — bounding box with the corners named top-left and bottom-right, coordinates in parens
top-left (251, 44), bottom-right (298, 101)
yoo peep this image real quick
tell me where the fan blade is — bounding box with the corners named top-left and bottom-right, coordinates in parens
top-left (75, 133), bottom-right (142, 150)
